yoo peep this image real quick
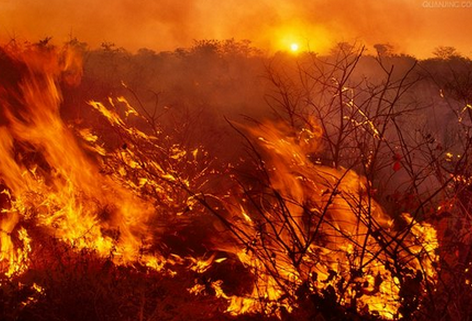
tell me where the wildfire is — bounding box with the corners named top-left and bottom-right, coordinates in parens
top-left (0, 44), bottom-right (439, 320)
top-left (214, 121), bottom-right (439, 319)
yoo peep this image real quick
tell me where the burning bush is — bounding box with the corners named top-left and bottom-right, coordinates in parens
top-left (0, 41), bottom-right (458, 320)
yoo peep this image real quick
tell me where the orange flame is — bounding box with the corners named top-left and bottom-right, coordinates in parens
top-left (216, 121), bottom-right (438, 319)
top-left (0, 45), bottom-right (162, 278)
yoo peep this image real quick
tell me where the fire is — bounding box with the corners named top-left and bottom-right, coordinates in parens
top-left (0, 44), bottom-right (163, 278)
top-left (214, 121), bottom-right (438, 319)
top-left (0, 43), bottom-right (438, 320)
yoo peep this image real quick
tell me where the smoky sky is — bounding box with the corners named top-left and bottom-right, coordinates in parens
top-left (0, 0), bottom-right (470, 57)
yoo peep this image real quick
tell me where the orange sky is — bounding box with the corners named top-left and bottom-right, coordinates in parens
top-left (0, 0), bottom-right (470, 57)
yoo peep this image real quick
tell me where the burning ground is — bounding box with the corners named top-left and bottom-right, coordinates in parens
top-left (0, 40), bottom-right (471, 320)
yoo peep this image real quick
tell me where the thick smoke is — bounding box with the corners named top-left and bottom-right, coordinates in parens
top-left (0, 0), bottom-right (470, 57)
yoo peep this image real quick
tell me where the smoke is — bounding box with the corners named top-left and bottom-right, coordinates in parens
top-left (0, 0), bottom-right (470, 57)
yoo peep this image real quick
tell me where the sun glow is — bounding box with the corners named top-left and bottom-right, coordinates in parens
top-left (290, 43), bottom-right (299, 52)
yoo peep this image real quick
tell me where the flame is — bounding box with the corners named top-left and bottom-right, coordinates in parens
top-left (0, 44), bottom-right (162, 278)
top-left (216, 121), bottom-right (438, 319)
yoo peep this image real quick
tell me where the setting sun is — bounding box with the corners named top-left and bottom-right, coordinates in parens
top-left (290, 43), bottom-right (299, 52)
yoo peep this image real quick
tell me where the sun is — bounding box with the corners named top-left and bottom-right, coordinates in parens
top-left (290, 43), bottom-right (299, 52)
